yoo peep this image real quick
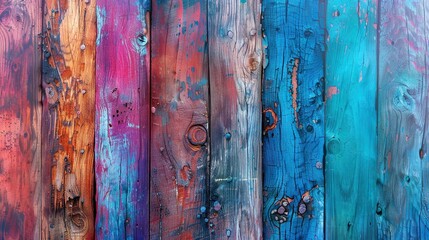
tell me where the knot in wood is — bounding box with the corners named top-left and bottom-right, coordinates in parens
top-left (187, 125), bottom-right (207, 146)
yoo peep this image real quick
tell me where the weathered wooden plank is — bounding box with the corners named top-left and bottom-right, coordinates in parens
top-left (95, 0), bottom-right (150, 239)
top-left (262, 0), bottom-right (325, 239)
top-left (41, 0), bottom-right (96, 238)
top-left (325, 0), bottom-right (378, 239)
top-left (377, 1), bottom-right (429, 238)
top-left (0, 0), bottom-right (41, 239)
top-left (149, 0), bottom-right (209, 238)
top-left (207, 1), bottom-right (263, 239)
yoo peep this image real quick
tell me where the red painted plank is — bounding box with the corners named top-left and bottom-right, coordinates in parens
top-left (207, 1), bottom-right (263, 239)
top-left (150, 0), bottom-right (210, 238)
top-left (95, 0), bottom-right (150, 238)
top-left (0, 0), bottom-right (42, 239)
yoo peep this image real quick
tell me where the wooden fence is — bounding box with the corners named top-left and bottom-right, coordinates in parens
top-left (0, 0), bottom-right (428, 239)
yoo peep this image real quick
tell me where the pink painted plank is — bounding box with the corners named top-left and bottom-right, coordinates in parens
top-left (0, 0), bottom-right (42, 239)
top-left (95, 0), bottom-right (150, 238)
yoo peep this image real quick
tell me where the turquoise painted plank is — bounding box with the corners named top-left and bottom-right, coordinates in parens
top-left (262, 0), bottom-right (325, 239)
top-left (377, 1), bottom-right (429, 238)
top-left (325, 0), bottom-right (378, 239)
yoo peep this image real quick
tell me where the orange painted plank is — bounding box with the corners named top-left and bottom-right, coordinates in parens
top-left (41, 0), bottom-right (96, 238)
top-left (0, 0), bottom-right (42, 239)
top-left (150, 0), bottom-right (210, 238)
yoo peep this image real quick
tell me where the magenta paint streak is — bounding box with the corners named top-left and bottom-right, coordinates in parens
top-left (95, 0), bottom-right (149, 239)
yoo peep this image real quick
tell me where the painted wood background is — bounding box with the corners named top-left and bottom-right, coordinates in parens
top-left (1, 0), bottom-right (429, 239)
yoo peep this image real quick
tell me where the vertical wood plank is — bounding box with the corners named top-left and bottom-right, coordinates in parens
top-left (150, 0), bottom-right (209, 238)
top-left (41, 0), bottom-right (96, 238)
top-left (208, 1), bottom-right (263, 239)
top-left (325, 0), bottom-right (378, 239)
top-left (95, 0), bottom-right (150, 238)
top-left (377, 1), bottom-right (429, 238)
top-left (0, 0), bottom-right (41, 239)
top-left (262, 0), bottom-right (325, 239)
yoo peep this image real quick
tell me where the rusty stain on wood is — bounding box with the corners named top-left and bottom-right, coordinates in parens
top-left (291, 58), bottom-right (300, 128)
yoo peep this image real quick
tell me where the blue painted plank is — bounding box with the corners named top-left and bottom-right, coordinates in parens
top-left (262, 0), bottom-right (325, 239)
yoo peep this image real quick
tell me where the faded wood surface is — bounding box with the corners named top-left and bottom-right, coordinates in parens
top-left (41, 0), bottom-right (96, 238)
top-left (325, 0), bottom-right (378, 239)
top-left (208, 1), bottom-right (263, 239)
top-left (150, 0), bottom-right (209, 239)
top-left (95, 0), bottom-right (150, 239)
top-left (0, 0), bottom-right (41, 239)
top-left (262, 0), bottom-right (325, 239)
top-left (377, 1), bottom-right (429, 238)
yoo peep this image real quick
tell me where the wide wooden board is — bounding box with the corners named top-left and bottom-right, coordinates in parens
top-left (95, 0), bottom-right (150, 238)
top-left (325, 0), bottom-right (378, 238)
top-left (0, 0), bottom-right (41, 239)
top-left (208, 0), bottom-right (263, 239)
top-left (262, 0), bottom-right (325, 238)
top-left (41, 0), bottom-right (96, 238)
top-left (377, 1), bottom-right (429, 238)
top-left (149, 0), bottom-right (210, 238)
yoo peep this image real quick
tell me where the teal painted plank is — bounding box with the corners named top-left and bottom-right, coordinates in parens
top-left (262, 0), bottom-right (325, 239)
top-left (325, 1), bottom-right (378, 239)
top-left (377, 1), bottom-right (429, 238)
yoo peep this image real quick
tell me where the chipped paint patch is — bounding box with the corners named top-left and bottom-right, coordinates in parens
top-left (327, 86), bottom-right (339, 98)
top-left (96, 6), bottom-right (106, 46)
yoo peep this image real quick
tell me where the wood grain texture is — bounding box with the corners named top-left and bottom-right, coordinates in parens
top-left (95, 0), bottom-right (150, 239)
top-left (41, 0), bottom-right (96, 238)
top-left (262, 0), bottom-right (325, 239)
top-left (208, 1), bottom-right (263, 239)
top-left (150, 0), bottom-right (209, 238)
top-left (0, 0), bottom-right (41, 239)
top-left (377, 1), bottom-right (429, 238)
top-left (325, 0), bottom-right (378, 239)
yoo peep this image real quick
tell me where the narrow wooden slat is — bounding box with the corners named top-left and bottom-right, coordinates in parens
top-left (208, 1), bottom-right (263, 238)
top-left (0, 0), bottom-right (41, 239)
top-left (262, 0), bottom-right (325, 238)
top-left (377, 1), bottom-right (429, 238)
top-left (149, 0), bottom-right (209, 238)
top-left (95, 0), bottom-right (150, 238)
top-left (325, 1), bottom-right (378, 239)
top-left (41, 0), bottom-right (96, 238)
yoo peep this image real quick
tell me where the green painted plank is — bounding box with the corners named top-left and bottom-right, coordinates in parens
top-left (325, 1), bottom-right (378, 239)
top-left (377, 1), bottom-right (429, 238)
